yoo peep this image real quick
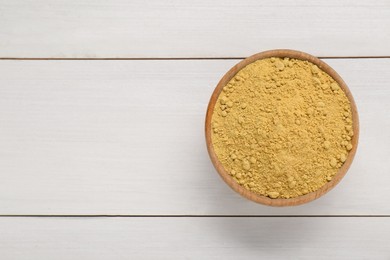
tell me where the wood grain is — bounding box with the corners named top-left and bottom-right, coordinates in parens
top-left (0, 58), bottom-right (389, 215)
top-left (1, 1), bottom-right (389, 258)
top-left (205, 50), bottom-right (359, 206)
top-left (0, 0), bottom-right (389, 58)
top-left (1, 217), bottom-right (390, 259)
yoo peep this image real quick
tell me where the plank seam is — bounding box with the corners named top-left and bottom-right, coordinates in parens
top-left (0, 56), bottom-right (390, 61)
top-left (0, 215), bottom-right (389, 218)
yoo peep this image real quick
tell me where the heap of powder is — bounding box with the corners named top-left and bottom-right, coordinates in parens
top-left (211, 57), bottom-right (353, 199)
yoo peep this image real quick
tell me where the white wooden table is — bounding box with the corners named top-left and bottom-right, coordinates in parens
top-left (1, 1), bottom-right (389, 259)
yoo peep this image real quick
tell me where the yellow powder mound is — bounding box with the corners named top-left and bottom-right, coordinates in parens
top-left (211, 57), bottom-right (353, 199)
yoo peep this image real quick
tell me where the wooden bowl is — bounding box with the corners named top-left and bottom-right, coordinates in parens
top-left (205, 49), bottom-right (359, 206)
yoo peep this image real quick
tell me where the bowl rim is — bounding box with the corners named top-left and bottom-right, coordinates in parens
top-left (205, 49), bottom-right (360, 207)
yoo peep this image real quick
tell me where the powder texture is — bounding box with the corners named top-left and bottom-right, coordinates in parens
top-left (211, 57), bottom-right (353, 199)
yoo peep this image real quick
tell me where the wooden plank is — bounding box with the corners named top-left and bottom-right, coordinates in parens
top-left (0, 0), bottom-right (389, 58)
top-left (1, 217), bottom-right (389, 259)
top-left (0, 58), bottom-right (389, 215)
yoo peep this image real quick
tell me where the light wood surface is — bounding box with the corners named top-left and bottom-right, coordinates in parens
top-left (1, 1), bottom-right (390, 258)
top-left (1, 217), bottom-right (390, 259)
top-left (206, 49), bottom-right (359, 206)
top-left (0, 58), bottom-right (388, 215)
top-left (0, 0), bottom-right (389, 58)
